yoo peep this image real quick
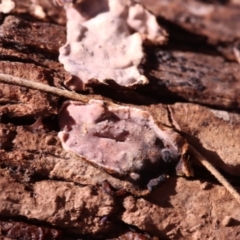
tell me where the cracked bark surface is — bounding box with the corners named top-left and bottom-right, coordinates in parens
top-left (0, 0), bottom-right (240, 239)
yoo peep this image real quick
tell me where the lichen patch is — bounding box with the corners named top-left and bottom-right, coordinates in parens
top-left (58, 100), bottom-right (183, 182)
top-left (59, 0), bottom-right (166, 90)
top-left (0, 0), bottom-right (15, 13)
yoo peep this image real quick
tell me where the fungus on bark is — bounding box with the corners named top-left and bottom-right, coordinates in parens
top-left (58, 0), bottom-right (167, 90)
top-left (58, 100), bottom-right (192, 187)
top-left (0, 0), bottom-right (15, 13)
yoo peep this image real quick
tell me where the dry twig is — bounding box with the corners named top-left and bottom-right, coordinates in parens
top-left (0, 73), bottom-right (89, 103)
top-left (190, 146), bottom-right (240, 205)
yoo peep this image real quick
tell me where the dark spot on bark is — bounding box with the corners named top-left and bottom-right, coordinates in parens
top-left (190, 77), bottom-right (206, 91)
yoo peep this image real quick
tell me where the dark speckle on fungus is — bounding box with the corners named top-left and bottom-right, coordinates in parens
top-left (58, 100), bottom-right (193, 191)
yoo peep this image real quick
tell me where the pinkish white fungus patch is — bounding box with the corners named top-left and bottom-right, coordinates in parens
top-left (0, 0), bottom-right (15, 13)
top-left (59, 0), bottom-right (167, 91)
top-left (58, 100), bottom-right (192, 185)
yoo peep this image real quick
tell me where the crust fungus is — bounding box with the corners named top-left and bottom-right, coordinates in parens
top-left (58, 0), bottom-right (167, 90)
top-left (0, 0), bottom-right (15, 13)
top-left (58, 100), bottom-right (193, 190)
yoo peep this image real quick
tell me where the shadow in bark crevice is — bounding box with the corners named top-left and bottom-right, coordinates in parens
top-left (156, 16), bottom-right (227, 57)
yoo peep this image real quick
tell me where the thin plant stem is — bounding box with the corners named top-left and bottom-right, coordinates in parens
top-left (190, 145), bottom-right (240, 205)
top-left (0, 73), bottom-right (89, 103)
